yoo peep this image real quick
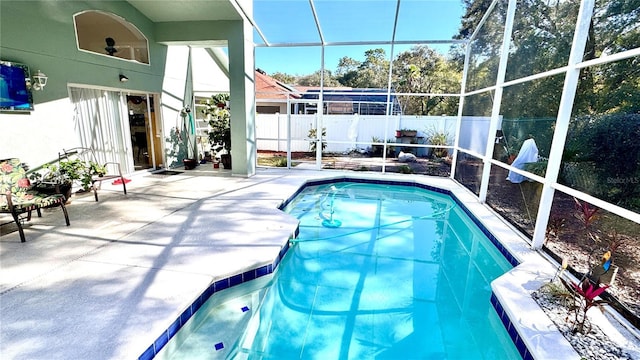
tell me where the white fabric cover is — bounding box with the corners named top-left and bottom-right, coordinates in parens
top-left (507, 138), bottom-right (538, 183)
top-left (398, 151), bottom-right (417, 162)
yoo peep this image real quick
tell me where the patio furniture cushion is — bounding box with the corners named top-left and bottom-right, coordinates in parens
top-left (1, 158), bottom-right (70, 242)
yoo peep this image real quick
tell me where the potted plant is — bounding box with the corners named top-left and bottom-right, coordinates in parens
top-left (30, 159), bottom-right (106, 201)
top-left (370, 136), bottom-right (384, 156)
top-left (425, 128), bottom-right (451, 158)
top-left (202, 94), bottom-right (231, 169)
top-left (386, 139), bottom-right (397, 157)
top-left (397, 129), bottom-right (417, 137)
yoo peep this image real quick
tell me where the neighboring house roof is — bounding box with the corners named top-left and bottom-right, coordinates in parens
top-left (255, 70), bottom-right (301, 100)
top-left (300, 88), bottom-right (402, 115)
top-left (254, 74), bottom-right (401, 114)
top-left (295, 86), bottom-right (353, 93)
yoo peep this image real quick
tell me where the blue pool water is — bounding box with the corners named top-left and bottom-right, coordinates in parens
top-left (158, 182), bottom-right (521, 359)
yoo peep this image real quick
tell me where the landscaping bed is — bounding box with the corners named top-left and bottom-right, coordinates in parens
top-left (486, 166), bottom-right (640, 327)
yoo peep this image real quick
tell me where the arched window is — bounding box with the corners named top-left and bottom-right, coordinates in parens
top-left (74, 10), bottom-right (149, 64)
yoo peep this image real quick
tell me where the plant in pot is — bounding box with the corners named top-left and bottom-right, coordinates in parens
top-left (425, 126), bottom-right (451, 158)
top-left (30, 159), bottom-right (106, 201)
top-left (370, 136), bottom-right (384, 157)
top-left (202, 94), bottom-right (231, 169)
top-left (396, 129), bottom-right (417, 138)
top-left (386, 139), bottom-right (397, 157)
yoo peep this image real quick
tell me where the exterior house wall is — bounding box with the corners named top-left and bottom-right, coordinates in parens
top-left (0, 1), bottom-right (168, 167)
top-left (155, 20), bottom-right (255, 176)
top-left (1, 1), bottom-right (255, 176)
top-left (256, 101), bottom-right (287, 114)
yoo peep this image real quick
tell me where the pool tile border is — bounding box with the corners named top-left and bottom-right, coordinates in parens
top-left (140, 176), bottom-right (535, 360)
top-left (138, 266), bottom-right (266, 360)
top-left (138, 241), bottom-right (290, 360)
top-left (491, 292), bottom-right (535, 360)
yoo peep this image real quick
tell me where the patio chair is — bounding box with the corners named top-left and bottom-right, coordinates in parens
top-left (59, 147), bottom-right (128, 202)
top-left (0, 158), bottom-right (70, 242)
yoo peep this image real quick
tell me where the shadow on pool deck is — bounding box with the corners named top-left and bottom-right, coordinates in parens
top-left (0, 167), bottom-right (313, 359)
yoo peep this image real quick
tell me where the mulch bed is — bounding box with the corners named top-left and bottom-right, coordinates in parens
top-left (485, 166), bottom-right (640, 325)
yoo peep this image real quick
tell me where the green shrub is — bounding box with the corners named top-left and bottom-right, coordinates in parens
top-left (274, 156), bottom-right (288, 167)
top-left (566, 113), bottom-right (640, 211)
top-left (424, 125), bottom-right (452, 158)
top-left (398, 165), bottom-right (413, 174)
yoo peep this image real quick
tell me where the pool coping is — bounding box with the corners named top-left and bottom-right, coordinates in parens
top-left (139, 173), bottom-right (580, 360)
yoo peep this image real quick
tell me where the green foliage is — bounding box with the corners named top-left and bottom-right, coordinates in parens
top-left (370, 137), bottom-right (384, 156)
top-left (392, 45), bottom-right (461, 115)
top-left (201, 94), bottom-right (231, 152)
top-left (565, 114), bottom-right (640, 211)
top-left (273, 156), bottom-right (288, 167)
top-left (398, 165), bottom-right (413, 174)
top-left (165, 127), bottom-right (188, 166)
top-left (524, 161), bottom-right (547, 177)
top-left (32, 159), bottom-right (105, 191)
top-left (386, 140), bottom-right (397, 157)
top-left (539, 281), bottom-right (573, 306)
top-left (336, 49), bottom-right (390, 88)
top-left (501, 118), bottom-right (555, 159)
top-left (455, 0), bottom-right (639, 119)
top-left (270, 72), bottom-right (296, 84)
top-left (308, 128), bottom-right (327, 152)
top-left (297, 70), bottom-right (341, 87)
top-left (424, 125), bottom-right (452, 158)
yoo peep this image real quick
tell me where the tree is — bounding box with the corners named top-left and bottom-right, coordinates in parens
top-left (455, 0), bottom-right (639, 117)
top-left (297, 70), bottom-right (340, 87)
top-left (270, 72), bottom-right (296, 84)
top-left (336, 48), bottom-right (390, 88)
top-left (584, 0), bottom-right (640, 115)
top-left (392, 45), bottom-right (461, 115)
top-left (335, 56), bottom-right (360, 76)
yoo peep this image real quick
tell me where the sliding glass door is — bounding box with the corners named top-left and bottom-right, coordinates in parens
top-left (70, 87), bottom-right (162, 173)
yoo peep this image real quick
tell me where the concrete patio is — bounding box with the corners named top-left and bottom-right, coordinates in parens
top-left (0, 167), bottom-right (318, 359)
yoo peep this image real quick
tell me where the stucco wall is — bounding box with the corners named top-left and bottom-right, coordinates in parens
top-left (0, 0), bottom-right (167, 167)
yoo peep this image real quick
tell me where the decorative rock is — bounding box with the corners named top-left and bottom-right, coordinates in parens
top-left (532, 283), bottom-right (635, 360)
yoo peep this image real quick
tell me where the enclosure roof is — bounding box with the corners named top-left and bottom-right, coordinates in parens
top-left (127, 0), bottom-right (467, 47)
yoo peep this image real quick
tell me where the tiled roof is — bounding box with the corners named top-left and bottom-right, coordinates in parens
top-left (255, 71), bottom-right (301, 100)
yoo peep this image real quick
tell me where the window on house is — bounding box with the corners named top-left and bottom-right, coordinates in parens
top-left (257, 106), bottom-right (281, 114)
top-left (74, 10), bottom-right (149, 64)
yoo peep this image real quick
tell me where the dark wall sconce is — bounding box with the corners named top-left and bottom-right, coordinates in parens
top-left (105, 37), bottom-right (118, 56)
top-left (119, 74), bottom-right (128, 82)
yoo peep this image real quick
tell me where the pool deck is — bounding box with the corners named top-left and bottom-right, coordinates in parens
top-left (0, 167), bottom-right (636, 359)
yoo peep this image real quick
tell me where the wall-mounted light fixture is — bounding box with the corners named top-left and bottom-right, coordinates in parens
top-left (31, 70), bottom-right (48, 91)
top-left (119, 74), bottom-right (129, 82)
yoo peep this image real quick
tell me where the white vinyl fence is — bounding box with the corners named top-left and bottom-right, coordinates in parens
top-left (256, 114), bottom-right (493, 155)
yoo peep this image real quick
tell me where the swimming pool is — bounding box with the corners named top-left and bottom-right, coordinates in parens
top-left (157, 181), bottom-right (522, 359)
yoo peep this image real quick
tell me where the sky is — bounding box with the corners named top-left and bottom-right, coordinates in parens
top-left (252, 0), bottom-right (466, 76)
